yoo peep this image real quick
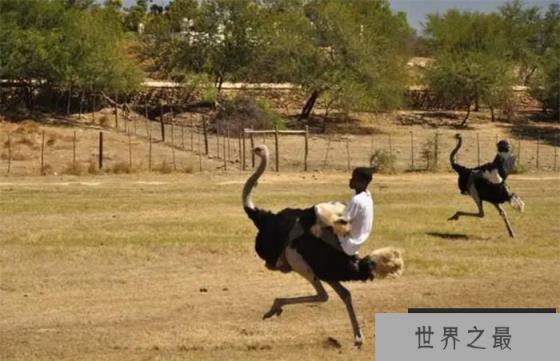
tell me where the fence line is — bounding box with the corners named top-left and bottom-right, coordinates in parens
top-left (1, 113), bottom-right (559, 176)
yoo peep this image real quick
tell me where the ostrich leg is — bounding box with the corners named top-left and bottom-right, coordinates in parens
top-left (448, 199), bottom-right (484, 220)
top-left (448, 187), bottom-right (485, 221)
top-left (493, 203), bottom-right (515, 238)
top-left (263, 248), bottom-right (329, 319)
top-left (326, 280), bottom-right (363, 348)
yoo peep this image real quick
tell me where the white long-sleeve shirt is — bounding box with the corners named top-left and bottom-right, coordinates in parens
top-left (338, 190), bottom-right (374, 255)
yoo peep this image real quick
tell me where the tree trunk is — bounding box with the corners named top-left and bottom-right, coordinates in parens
top-left (460, 104), bottom-right (471, 127)
top-left (216, 75), bottom-right (224, 93)
top-left (66, 88), bottom-right (72, 115)
top-left (490, 106), bottom-right (495, 122)
top-left (300, 90), bottom-right (319, 119)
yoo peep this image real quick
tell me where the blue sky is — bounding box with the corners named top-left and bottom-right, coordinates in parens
top-left (389, 0), bottom-right (558, 31)
top-left (120, 0), bottom-right (559, 31)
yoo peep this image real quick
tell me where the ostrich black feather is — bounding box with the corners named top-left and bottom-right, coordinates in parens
top-left (244, 206), bottom-right (316, 266)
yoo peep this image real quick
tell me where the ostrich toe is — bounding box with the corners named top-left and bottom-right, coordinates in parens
top-left (262, 304), bottom-right (283, 319)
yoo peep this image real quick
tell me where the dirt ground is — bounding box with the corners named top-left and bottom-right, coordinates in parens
top-left (1, 172), bottom-right (559, 360)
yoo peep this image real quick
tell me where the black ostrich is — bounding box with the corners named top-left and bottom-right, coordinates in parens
top-left (242, 145), bottom-right (403, 347)
top-left (448, 134), bottom-right (524, 237)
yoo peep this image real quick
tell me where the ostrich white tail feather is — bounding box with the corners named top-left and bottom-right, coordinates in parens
top-left (370, 247), bottom-right (404, 279)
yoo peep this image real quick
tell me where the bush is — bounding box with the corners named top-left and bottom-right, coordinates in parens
top-left (420, 134), bottom-right (441, 172)
top-left (88, 158), bottom-right (100, 174)
top-left (99, 116), bottom-right (111, 127)
top-left (62, 162), bottom-right (87, 176)
top-left (153, 160), bottom-right (173, 174)
top-left (370, 149), bottom-right (396, 174)
top-left (214, 95), bottom-right (285, 134)
top-left (109, 161), bottom-right (134, 174)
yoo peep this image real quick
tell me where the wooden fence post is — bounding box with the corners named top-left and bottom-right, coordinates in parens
top-left (72, 131), bottom-right (77, 172)
top-left (304, 125), bottom-right (309, 172)
top-left (159, 101), bottom-right (165, 142)
top-left (346, 137), bottom-right (351, 171)
top-left (238, 133), bottom-right (242, 170)
top-left (148, 135), bottom-right (152, 171)
top-left (274, 126), bottom-right (280, 172)
top-left (410, 131), bottom-right (414, 170)
top-left (114, 102), bottom-right (119, 129)
top-left (536, 132), bottom-right (540, 170)
top-left (226, 126), bottom-right (231, 164)
top-left (133, 106), bottom-right (137, 135)
top-left (323, 136), bottom-right (331, 169)
top-left (216, 124), bottom-right (220, 159)
top-left (7, 133), bottom-right (11, 175)
top-left (171, 122), bottom-right (176, 171)
top-left (190, 120), bottom-right (194, 151)
top-left (128, 133), bottom-right (132, 169)
top-left (434, 131), bottom-right (439, 168)
top-left (250, 131), bottom-right (255, 168)
top-left (242, 130), bottom-right (246, 171)
top-left (98, 131), bottom-right (103, 170)
top-left (223, 130), bottom-right (227, 171)
top-left (203, 118), bottom-right (209, 155)
top-left (554, 135), bottom-right (558, 172)
top-left (40, 130), bottom-right (45, 175)
top-left (198, 125), bottom-right (203, 171)
top-left (477, 133), bottom-right (481, 166)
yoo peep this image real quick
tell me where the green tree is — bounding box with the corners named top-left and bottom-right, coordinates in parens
top-left (0, 0), bottom-right (142, 112)
top-left (124, 1), bottom-right (147, 33)
top-left (425, 10), bottom-right (515, 125)
top-left (292, 0), bottom-right (410, 119)
top-left (529, 4), bottom-right (560, 117)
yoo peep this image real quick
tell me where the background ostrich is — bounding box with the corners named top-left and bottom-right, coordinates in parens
top-left (242, 145), bottom-right (403, 347)
top-left (449, 134), bottom-right (524, 237)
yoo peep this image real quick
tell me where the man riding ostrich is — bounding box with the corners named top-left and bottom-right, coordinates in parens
top-left (242, 145), bottom-right (403, 347)
top-left (449, 133), bottom-right (525, 237)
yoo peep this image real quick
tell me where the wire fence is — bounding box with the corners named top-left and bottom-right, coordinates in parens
top-left (1, 106), bottom-right (559, 176)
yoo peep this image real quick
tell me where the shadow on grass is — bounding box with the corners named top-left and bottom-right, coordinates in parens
top-left (500, 123), bottom-right (560, 146)
top-left (426, 231), bottom-right (469, 240)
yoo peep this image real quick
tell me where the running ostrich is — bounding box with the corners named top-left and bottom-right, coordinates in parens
top-left (448, 133), bottom-right (524, 237)
top-left (242, 145), bottom-right (403, 347)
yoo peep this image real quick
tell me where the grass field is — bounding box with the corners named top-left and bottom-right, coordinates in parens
top-left (1, 171), bottom-right (559, 360)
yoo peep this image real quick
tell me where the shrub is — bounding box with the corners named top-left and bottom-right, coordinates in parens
top-left (62, 162), bottom-right (87, 176)
top-left (370, 149), bottom-right (396, 174)
top-left (154, 160), bottom-right (173, 174)
top-left (214, 95), bottom-right (285, 134)
top-left (99, 115), bottom-right (111, 127)
top-left (110, 161), bottom-right (134, 174)
top-left (420, 133), bottom-right (442, 172)
top-left (88, 158), bottom-right (100, 174)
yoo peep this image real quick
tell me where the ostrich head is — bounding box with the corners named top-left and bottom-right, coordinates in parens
top-left (253, 144), bottom-right (269, 158)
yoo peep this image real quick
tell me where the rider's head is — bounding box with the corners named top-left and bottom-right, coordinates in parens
top-left (497, 139), bottom-right (511, 153)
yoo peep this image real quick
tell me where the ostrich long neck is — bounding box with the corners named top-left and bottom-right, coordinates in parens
top-left (242, 147), bottom-right (269, 209)
top-left (449, 135), bottom-right (463, 165)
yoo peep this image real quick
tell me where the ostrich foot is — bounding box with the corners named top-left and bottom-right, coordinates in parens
top-left (262, 304), bottom-right (283, 319)
top-left (354, 331), bottom-right (363, 348)
top-left (448, 213), bottom-right (460, 221)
